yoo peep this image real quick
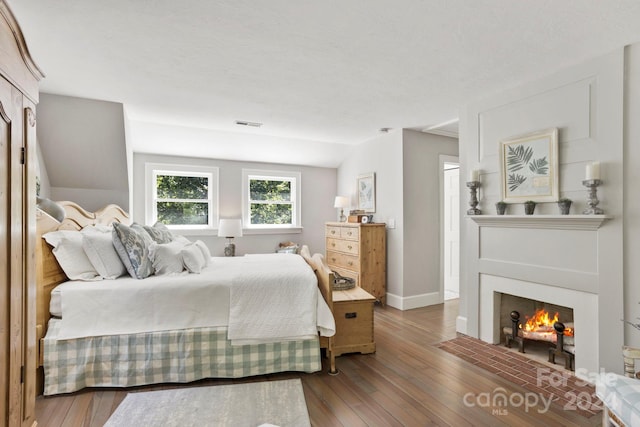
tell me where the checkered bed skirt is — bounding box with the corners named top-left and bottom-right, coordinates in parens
top-left (44, 319), bottom-right (321, 395)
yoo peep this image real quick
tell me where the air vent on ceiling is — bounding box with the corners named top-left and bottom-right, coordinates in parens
top-left (235, 120), bottom-right (262, 127)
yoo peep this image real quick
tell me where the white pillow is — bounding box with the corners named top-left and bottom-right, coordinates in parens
top-left (81, 227), bottom-right (126, 279)
top-left (182, 243), bottom-right (206, 274)
top-left (43, 230), bottom-right (100, 281)
top-left (149, 241), bottom-right (187, 275)
top-left (194, 240), bottom-right (212, 266)
top-left (173, 235), bottom-right (191, 245)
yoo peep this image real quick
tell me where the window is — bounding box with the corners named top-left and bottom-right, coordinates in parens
top-left (242, 169), bottom-right (301, 229)
top-left (145, 163), bottom-right (219, 230)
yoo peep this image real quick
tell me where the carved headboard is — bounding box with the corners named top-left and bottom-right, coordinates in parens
top-left (35, 201), bottom-right (130, 365)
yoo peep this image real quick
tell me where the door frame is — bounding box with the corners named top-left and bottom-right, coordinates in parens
top-left (439, 154), bottom-right (460, 303)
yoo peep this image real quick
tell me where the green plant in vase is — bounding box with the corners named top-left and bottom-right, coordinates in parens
top-left (523, 200), bottom-right (536, 215)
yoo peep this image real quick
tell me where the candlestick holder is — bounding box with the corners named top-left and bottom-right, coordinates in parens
top-left (466, 181), bottom-right (481, 215)
top-left (582, 179), bottom-right (603, 214)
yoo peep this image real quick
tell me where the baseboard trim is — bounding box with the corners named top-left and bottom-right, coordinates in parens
top-left (456, 316), bottom-right (468, 334)
top-left (385, 291), bottom-right (442, 310)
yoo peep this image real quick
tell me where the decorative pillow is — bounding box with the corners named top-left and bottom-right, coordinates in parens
top-left (112, 222), bottom-right (154, 279)
top-left (143, 222), bottom-right (174, 244)
top-left (181, 243), bottom-right (206, 274)
top-left (43, 230), bottom-right (100, 280)
top-left (148, 241), bottom-right (187, 275)
top-left (194, 240), bottom-right (212, 266)
top-left (173, 235), bottom-right (191, 245)
top-left (81, 226), bottom-right (127, 279)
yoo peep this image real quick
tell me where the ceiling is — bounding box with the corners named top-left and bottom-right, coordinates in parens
top-left (9, 1), bottom-right (640, 167)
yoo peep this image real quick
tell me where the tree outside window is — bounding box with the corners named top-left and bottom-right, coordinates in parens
top-left (155, 173), bottom-right (209, 225)
top-left (145, 163), bottom-right (219, 229)
top-left (242, 169), bottom-right (301, 229)
top-left (249, 178), bottom-right (293, 225)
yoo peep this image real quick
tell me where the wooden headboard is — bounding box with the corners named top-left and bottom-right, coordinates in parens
top-left (35, 201), bottom-right (130, 365)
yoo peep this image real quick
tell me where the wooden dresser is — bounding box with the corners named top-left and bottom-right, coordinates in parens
top-left (325, 222), bottom-right (386, 305)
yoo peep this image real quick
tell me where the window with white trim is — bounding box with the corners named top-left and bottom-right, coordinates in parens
top-left (242, 169), bottom-right (301, 228)
top-left (145, 163), bottom-right (219, 230)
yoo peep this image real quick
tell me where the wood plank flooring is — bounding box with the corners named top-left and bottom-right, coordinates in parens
top-left (35, 300), bottom-right (602, 426)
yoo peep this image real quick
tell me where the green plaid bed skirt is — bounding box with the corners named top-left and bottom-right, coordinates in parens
top-left (43, 319), bottom-right (321, 395)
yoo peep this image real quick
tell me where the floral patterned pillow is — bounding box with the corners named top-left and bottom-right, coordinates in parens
top-left (112, 222), bottom-right (154, 279)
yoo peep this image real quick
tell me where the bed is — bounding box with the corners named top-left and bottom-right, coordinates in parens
top-left (36, 201), bottom-right (336, 396)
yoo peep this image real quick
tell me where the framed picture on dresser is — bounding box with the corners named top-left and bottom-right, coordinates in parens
top-left (357, 172), bottom-right (375, 213)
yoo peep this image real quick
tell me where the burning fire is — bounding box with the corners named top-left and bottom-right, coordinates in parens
top-left (522, 309), bottom-right (574, 336)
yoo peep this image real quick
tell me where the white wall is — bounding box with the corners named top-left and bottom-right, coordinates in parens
top-left (337, 130), bottom-right (403, 306)
top-left (459, 48), bottom-right (624, 374)
top-left (133, 153), bottom-right (336, 256)
top-left (402, 130), bottom-right (458, 308)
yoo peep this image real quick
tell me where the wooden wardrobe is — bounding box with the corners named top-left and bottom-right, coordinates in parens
top-left (0, 1), bottom-right (44, 426)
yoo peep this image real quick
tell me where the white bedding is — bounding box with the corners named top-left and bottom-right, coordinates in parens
top-left (52, 254), bottom-right (335, 342)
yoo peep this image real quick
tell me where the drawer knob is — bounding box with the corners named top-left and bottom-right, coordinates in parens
top-left (345, 312), bottom-right (357, 319)
top-left (331, 257), bottom-right (336, 262)
top-left (347, 261), bottom-right (353, 266)
top-left (331, 230), bottom-right (336, 234)
top-left (347, 245), bottom-right (352, 250)
top-left (332, 243), bottom-right (336, 247)
top-left (347, 232), bottom-right (352, 236)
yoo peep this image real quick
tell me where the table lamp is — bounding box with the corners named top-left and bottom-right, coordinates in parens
top-left (218, 219), bottom-right (243, 256)
top-left (334, 196), bottom-right (349, 222)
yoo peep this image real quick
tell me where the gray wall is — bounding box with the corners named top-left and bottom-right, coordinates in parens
top-left (133, 153), bottom-right (336, 256)
top-left (402, 129), bottom-right (458, 306)
top-left (624, 43), bottom-right (640, 349)
top-left (336, 129), bottom-right (458, 310)
top-left (37, 93), bottom-right (129, 211)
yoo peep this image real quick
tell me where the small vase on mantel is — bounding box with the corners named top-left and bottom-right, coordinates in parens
top-left (495, 201), bottom-right (507, 215)
top-left (557, 198), bottom-right (572, 215)
top-left (524, 201), bottom-right (536, 215)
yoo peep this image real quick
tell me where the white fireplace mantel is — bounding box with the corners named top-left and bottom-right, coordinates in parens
top-left (467, 215), bottom-right (612, 231)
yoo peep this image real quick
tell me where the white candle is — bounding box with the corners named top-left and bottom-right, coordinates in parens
top-left (469, 168), bottom-right (480, 182)
top-left (586, 161), bottom-right (600, 180)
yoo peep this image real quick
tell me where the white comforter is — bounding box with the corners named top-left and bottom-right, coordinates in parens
top-left (54, 254), bottom-right (335, 342)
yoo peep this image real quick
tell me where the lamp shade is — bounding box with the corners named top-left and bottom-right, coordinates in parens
top-left (334, 196), bottom-right (349, 209)
top-left (218, 219), bottom-right (243, 238)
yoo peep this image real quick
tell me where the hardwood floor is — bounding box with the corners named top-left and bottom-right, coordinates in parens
top-left (35, 300), bottom-right (602, 426)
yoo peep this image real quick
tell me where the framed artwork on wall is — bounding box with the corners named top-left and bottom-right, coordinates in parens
top-left (357, 172), bottom-right (376, 213)
top-left (500, 128), bottom-right (559, 203)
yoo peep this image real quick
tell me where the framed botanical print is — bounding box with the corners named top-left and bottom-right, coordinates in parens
top-left (357, 172), bottom-right (375, 213)
top-left (500, 128), bottom-right (559, 203)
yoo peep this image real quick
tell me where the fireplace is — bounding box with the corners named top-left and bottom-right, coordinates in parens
top-left (499, 294), bottom-right (575, 370)
top-left (479, 274), bottom-right (599, 377)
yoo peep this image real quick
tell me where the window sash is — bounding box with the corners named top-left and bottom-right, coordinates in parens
top-left (146, 163), bottom-right (219, 230)
top-left (243, 170), bottom-right (300, 228)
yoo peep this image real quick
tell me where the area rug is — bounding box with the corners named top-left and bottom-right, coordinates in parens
top-left (104, 379), bottom-right (310, 427)
top-left (437, 334), bottom-right (602, 418)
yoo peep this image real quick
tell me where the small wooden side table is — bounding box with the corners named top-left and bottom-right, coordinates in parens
top-left (332, 286), bottom-right (376, 357)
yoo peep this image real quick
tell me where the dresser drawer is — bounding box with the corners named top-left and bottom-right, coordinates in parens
top-left (326, 225), bottom-right (342, 238)
top-left (326, 237), bottom-right (359, 255)
top-left (333, 300), bottom-right (374, 348)
top-left (340, 227), bottom-right (359, 241)
top-left (326, 250), bottom-right (360, 271)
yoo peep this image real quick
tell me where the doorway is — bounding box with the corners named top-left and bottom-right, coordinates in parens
top-left (443, 161), bottom-right (460, 300)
